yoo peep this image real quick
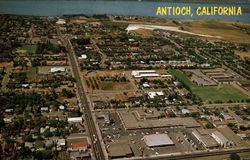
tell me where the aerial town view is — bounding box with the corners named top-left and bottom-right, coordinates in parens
top-left (0, 2), bottom-right (250, 160)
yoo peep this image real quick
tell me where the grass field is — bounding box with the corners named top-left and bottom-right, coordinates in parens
top-left (169, 70), bottom-right (249, 103)
top-left (21, 45), bottom-right (37, 54)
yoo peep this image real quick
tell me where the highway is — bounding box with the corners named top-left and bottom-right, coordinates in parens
top-left (60, 32), bottom-right (106, 160)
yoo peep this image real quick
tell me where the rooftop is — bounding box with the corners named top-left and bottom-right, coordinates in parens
top-left (117, 110), bottom-right (200, 130)
top-left (143, 134), bottom-right (174, 147)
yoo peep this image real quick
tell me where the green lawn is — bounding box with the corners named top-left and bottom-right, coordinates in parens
top-left (169, 70), bottom-right (249, 103)
top-left (21, 45), bottom-right (37, 54)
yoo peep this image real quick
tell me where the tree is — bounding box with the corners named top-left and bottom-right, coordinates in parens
top-left (205, 122), bottom-right (214, 129)
top-left (230, 153), bottom-right (240, 160)
top-left (22, 135), bottom-right (34, 142)
top-left (33, 150), bottom-right (53, 159)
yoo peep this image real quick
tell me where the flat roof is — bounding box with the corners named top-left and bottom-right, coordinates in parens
top-left (117, 110), bottom-right (200, 130)
top-left (108, 143), bottom-right (133, 158)
top-left (144, 134), bottom-right (174, 147)
top-left (68, 117), bottom-right (82, 122)
top-left (192, 129), bottom-right (219, 148)
top-left (212, 131), bottom-right (229, 144)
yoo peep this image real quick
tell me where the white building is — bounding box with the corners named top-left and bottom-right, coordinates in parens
top-left (50, 67), bottom-right (66, 73)
top-left (68, 117), bottom-right (83, 123)
top-left (142, 83), bottom-right (150, 88)
top-left (211, 131), bottom-right (232, 147)
top-left (131, 70), bottom-right (159, 78)
top-left (79, 54), bottom-right (87, 59)
top-left (56, 19), bottom-right (66, 25)
top-left (147, 91), bottom-right (164, 99)
top-left (57, 139), bottom-right (66, 146)
top-left (143, 134), bottom-right (174, 147)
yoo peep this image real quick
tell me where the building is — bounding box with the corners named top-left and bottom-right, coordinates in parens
top-left (126, 92), bottom-right (137, 99)
top-left (56, 19), bottom-right (66, 25)
top-left (70, 151), bottom-right (90, 160)
top-left (131, 70), bottom-right (159, 78)
top-left (117, 110), bottom-right (200, 130)
top-left (133, 108), bottom-right (161, 120)
top-left (217, 126), bottom-right (241, 146)
top-left (50, 67), bottom-right (66, 73)
top-left (147, 91), bottom-right (164, 99)
top-left (181, 109), bottom-right (190, 114)
top-left (57, 139), bottom-right (66, 147)
top-left (211, 131), bottom-right (232, 147)
top-left (69, 142), bottom-right (89, 151)
top-left (201, 68), bottom-right (234, 84)
top-left (79, 54), bottom-right (87, 59)
top-left (221, 112), bottom-right (234, 121)
top-left (143, 134), bottom-right (174, 147)
top-left (191, 129), bottom-right (219, 149)
top-left (68, 117), bottom-right (83, 123)
top-left (107, 143), bottom-right (133, 158)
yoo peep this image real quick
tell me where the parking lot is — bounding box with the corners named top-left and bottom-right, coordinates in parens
top-left (96, 111), bottom-right (200, 157)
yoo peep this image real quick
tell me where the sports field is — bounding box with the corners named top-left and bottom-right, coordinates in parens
top-left (21, 45), bottom-right (37, 54)
top-left (169, 70), bottom-right (249, 103)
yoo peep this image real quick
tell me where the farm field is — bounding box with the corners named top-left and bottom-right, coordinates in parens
top-left (83, 71), bottom-right (135, 92)
top-left (169, 70), bottom-right (249, 103)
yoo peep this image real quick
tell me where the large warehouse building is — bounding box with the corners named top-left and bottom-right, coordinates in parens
top-left (131, 70), bottom-right (159, 78)
top-left (211, 131), bottom-right (233, 147)
top-left (191, 129), bottom-right (219, 149)
top-left (143, 134), bottom-right (174, 147)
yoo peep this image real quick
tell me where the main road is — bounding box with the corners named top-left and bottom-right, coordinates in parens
top-left (59, 32), bottom-right (106, 160)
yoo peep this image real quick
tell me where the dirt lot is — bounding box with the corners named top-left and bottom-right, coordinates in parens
top-left (0, 62), bottom-right (12, 67)
top-left (235, 51), bottom-right (250, 58)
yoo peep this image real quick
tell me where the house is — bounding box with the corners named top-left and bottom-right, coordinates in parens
top-left (3, 118), bottom-right (12, 123)
top-left (126, 92), bottom-right (136, 99)
top-left (40, 107), bottom-right (49, 112)
top-left (5, 109), bottom-right (13, 113)
top-left (57, 139), bottom-right (66, 151)
top-left (59, 105), bottom-right (65, 110)
top-left (142, 83), bottom-right (150, 88)
top-left (147, 91), bottom-right (164, 99)
top-left (181, 109), bottom-right (190, 114)
top-left (79, 54), bottom-right (87, 59)
top-left (69, 142), bottom-right (89, 151)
